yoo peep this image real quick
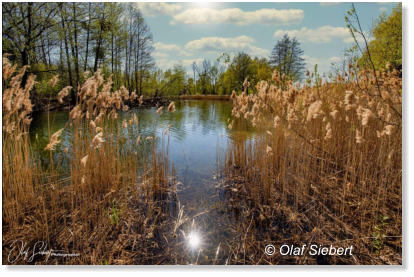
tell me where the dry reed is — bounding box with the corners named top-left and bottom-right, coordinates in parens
top-left (220, 64), bottom-right (402, 264)
top-left (2, 57), bottom-right (180, 265)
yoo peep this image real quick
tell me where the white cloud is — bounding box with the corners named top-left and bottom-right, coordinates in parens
top-left (184, 36), bottom-right (269, 57)
top-left (181, 58), bottom-right (205, 68)
top-left (153, 51), bottom-right (168, 58)
top-left (303, 55), bottom-right (342, 74)
top-left (155, 57), bottom-right (205, 75)
top-left (320, 2), bottom-right (341, 7)
top-left (154, 42), bottom-right (181, 52)
top-left (329, 56), bottom-right (342, 63)
top-left (134, 2), bottom-right (182, 17)
top-left (274, 25), bottom-right (353, 43)
top-left (154, 42), bottom-right (192, 57)
top-left (379, 7), bottom-right (388, 13)
top-left (154, 36), bottom-right (270, 73)
top-left (171, 8), bottom-right (304, 25)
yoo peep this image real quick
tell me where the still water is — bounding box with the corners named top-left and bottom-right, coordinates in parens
top-left (30, 100), bottom-right (256, 263)
top-left (31, 100), bottom-right (241, 183)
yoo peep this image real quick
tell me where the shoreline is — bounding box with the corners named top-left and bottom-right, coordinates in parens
top-left (32, 94), bottom-right (231, 113)
top-left (175, 94), bottom-right (230, 101)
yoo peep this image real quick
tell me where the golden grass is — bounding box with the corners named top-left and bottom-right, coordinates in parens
top-left (221, 65), bottom-right (402, 264)
top-left (2, 57), bottom-right (179, 264)
top-left (2, 55), bottom-right (402, 265)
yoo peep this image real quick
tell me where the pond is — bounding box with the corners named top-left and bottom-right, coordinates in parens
top-left (29, 100), bottom-right (257, 264)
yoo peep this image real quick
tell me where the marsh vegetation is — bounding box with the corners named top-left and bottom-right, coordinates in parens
top-left (2, 55), bottom-right (402, 265)
top-left (2, 3), bottom-right (402, 265)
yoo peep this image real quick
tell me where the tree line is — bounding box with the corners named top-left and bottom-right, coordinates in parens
top-left (2, 2), bottom-right (401, 102)
top-left (3, 2), bottom-right (154, 102)
top-left (2, 2), bottom-right (309, 100)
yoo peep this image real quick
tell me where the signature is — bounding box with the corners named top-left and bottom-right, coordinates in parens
top-left (7, 240), bottom-right (80, 264)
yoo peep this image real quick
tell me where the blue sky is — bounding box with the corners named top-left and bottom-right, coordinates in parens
top-left (134, 2), bottom-right (399, 75)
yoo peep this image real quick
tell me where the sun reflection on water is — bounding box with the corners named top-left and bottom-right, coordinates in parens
top-left (187, 231), bottom-right (202, 250)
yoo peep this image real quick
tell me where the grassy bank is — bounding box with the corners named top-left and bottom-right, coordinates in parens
top-left (2, 56), bottom-right (402, 265)
top-left (220, 67), bottom-right (402, 264)
top-left (2, 57), bottom-right (185, 264)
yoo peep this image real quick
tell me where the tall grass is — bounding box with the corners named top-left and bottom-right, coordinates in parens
top-left (222, 65), bottom-right (402, 264)
top-left (2, 57), bottom-right (178, 264)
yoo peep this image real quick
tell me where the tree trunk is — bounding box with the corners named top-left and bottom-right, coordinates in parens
top-left (41, 35), bottom-right (48, 65)
top-left (111, 32), bottom-right (114, 73)
top-left (72, 3), bottom-right (80, 84)
top-left (60, 6), bottom-right (74, 102)
top-left (21, 2), bottom-right (33, 86)
top-left (94, 27), bottom-right (103, 72)
top-left (84, 3), bottom-right (91, 71)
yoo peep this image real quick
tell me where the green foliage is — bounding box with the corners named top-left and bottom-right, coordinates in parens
top-left (372, 214), bottom-right (390, 253)
top-left (270, 34), bottom-right (305, 81)
top-left (363, 4), bottom-right (402, 69)
top-left (250, 58), bottom-right (273, 87)
top-left (161, 65), bottom-right (187, 96)
top-left (107, 200), bottom-right (120, 226)
top-left (2, 3), bottom-right (297, 99)
top-left (348, 3), bottom-right (402, 70)
top-left (216, 53), bottom-right (271, 94)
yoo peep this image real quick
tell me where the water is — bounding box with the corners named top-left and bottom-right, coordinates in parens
top-left (30, 100), bottom-right (256, 263)
top-left (31, 100), bottom-right (235, 184)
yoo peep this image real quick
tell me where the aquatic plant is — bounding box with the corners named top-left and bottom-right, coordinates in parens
top-left (222, 62), bottom-right (402, 264)
top-left (2, 56), bottom-right (180, 265)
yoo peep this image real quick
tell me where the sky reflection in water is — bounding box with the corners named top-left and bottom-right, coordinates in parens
top-left (30, 100), bottom-right (256, 260)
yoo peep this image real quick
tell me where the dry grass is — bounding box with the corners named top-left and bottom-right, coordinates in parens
top-left (2, 57), bottom-right (181, 264)
top-left (220, 65), bottom-right (402, 264)
top-left (1, 56), bottom-right (403, 265)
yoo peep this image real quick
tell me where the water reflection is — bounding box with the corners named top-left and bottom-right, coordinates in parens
top-left (187, 230), bottom-right (202, 250)
top-left (30, 100), bottom-right (256, 183)
top-left (29, 100), bottom-right (258, 263)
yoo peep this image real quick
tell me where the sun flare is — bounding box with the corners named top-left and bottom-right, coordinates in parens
top-left (187, 231), bottom-right (201, 250)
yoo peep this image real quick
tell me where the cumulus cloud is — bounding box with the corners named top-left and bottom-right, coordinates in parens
top-left (274, 25), bottom-right (353, 43)
top-left (134, 2), bottom-right (182, 16)
top-left (154, 36), bottom-right (270, 72)
top-left (153, 52), bottom-right (169, 58)
top-left (184, 36), bottom-right (269, 57)
top-left (181, 58), bottom-right (205, 68)
top-left (303, 55), bottom-right (342, 74)
top-left (379, 7), bottom-right (388, 13)
top-left (154, 42), bottom-right (181, 52)
top-left (171, 8), bottom-right (304, 25)
top-left (154, 42), bottom-right (192, 57)
top-left (155, 57), bottom-right (205, 74)
top-left (320, 2), bottom-right (341, 7)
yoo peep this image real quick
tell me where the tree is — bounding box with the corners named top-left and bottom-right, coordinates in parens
top-left (229, 52), bottom-right (253, 93)
top-left (92, 3), bottom-right (111, 73)
top-left (162, 65), bottom-right (186, 96)
top-left (58, 4), bottom-right (74, 97)
top-left (192, 60), bottom-right (212, 95)
top-left (359, 3), bottom-right (402, 70)
top-left (250, 57), bottom-right (272, 86)
top-left (2, 2), bottom-right (58, 85)
top-left (125, 5), bottom-right (154, 95)
top-left (270, 34), bottom-right (305, 81)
